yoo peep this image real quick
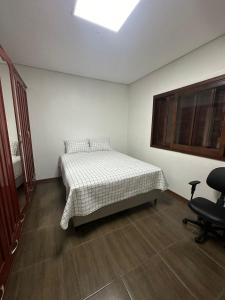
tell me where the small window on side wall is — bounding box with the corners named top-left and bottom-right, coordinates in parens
top-left (151, 75), bottom-right (225, 161)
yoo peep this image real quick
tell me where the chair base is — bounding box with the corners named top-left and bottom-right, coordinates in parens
top-left (182, 217), bottom-right (225, 244)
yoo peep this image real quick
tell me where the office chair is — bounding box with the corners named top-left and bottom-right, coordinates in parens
top-left (183, 167), bottom-right (225, 244)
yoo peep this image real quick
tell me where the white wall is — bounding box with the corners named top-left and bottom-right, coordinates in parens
top-left (17, 66), bottom-right (129, 180)
top-left (128, 35), bottom-right (225, 201)
top-left (10, 35), bottom-right (225, 194)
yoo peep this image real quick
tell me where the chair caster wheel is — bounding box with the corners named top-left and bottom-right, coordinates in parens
top-left (183, 218), bottom-right (188, 224)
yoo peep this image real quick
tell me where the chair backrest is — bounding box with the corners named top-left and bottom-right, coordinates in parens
top-left (206, 167), bottom-right (225, 194)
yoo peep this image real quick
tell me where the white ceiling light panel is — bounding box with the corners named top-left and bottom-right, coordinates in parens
top-left (74, 0), bottom-right (140, 32)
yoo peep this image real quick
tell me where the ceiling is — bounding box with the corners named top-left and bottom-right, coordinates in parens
top-left (0, 0), bottom-right (225, 84)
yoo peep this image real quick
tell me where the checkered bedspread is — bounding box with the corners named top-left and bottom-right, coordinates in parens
top-left (60, 151), bottom-right (168, 229)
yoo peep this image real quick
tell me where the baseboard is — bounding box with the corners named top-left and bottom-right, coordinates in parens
top-left (166, 189), bottom-right (188, 203)
top-left (35, 177), bottom-right (61, 184)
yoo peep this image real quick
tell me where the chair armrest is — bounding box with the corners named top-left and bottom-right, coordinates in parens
top-left (189, 180), bottom-right (201, 186)
top-left (189, 181), bottom-right (201, 200)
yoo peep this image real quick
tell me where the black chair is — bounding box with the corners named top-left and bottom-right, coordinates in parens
top-left (183, 167), bottom-right (225, 244)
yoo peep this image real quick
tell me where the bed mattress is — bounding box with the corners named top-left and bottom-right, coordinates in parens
top-left (60, 151), bottom-right (168, 229)
top-left (12, 155), bottom-right (22, 179)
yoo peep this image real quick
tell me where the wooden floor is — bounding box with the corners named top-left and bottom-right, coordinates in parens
top-left (5, 181), bottom-right (225, 300)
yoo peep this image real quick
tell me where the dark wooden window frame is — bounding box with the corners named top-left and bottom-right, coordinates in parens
top-left (151, 74), bottom-right (225, 161)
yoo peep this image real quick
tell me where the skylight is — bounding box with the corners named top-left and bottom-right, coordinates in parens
top-left (74, 0), bottom-right (140, 32)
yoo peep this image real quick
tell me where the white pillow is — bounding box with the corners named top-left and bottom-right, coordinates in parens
top-left (64, 139), bottom-right (90, 153)
top-left (10, 140), bottom-right (18, 156)
top-left (90, 137), bottom-right (112, 151)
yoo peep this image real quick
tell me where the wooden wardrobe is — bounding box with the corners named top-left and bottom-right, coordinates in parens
top-left (0, 46), bottom-right (35, 298)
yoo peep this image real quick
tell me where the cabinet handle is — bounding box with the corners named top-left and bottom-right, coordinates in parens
top-left (18, 134), bottom-right (22, 143)
top-left (11, 240), bottom-right (18, 255)
top-left (0, 285), bottom-right (4, 300)
top-left (20, 214), bottom-right (25, 223)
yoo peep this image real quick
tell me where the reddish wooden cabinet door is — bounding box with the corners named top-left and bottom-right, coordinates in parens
top-left (12, 76), bottom-right (35, 196)
top-left (0, 79), bottom-right (21, 295)
top-left (0, 227), bottom-right (8, 299)
top-left (0, 202), bottom-right (12, 298)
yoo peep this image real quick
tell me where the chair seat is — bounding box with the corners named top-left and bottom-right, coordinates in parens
top-left (189, 197), bottom-right (225, 226)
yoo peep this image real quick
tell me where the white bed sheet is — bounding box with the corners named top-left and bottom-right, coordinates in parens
top-left (12, 155), bottom-right (22, 179)
top-left (60, 151), bottom-right (168, 229)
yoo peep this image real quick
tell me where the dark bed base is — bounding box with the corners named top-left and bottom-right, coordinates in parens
top-left (72, 189), bottom-right (159, 227)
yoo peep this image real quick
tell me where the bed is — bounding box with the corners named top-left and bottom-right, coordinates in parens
top-left (60, 151), bottom-right (168, 229)
top-left (12, 155), bottom-right (23, 188)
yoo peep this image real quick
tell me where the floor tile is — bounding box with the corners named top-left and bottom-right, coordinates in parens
top-left (123, 254), bottom-right (194, 300)
top-left (87, 280), bottom-right (130, 300)
top-left (31, 181), bottom-right (65, 211)
top-left (126, 202), bottom-right (157, 221)
top-left (160, 198), bottom-right (195, 223)
top-left (198, 238), bottom-right (225, 269)
top-left (66, 222), bottom-right (102, 250)
top-left (161, 240), bottom-right (225, 300)
top-left (154, 190), bottom-right (179, 211)
top-left (94, 211), bottom-right (131, 236)
top-left (60, 251), bottom-right (83, 300)
top-left (22, 206), bottom-right (62, 233)
top-left (5, 258), bottom-right (63, 300)
top-left (219, 292), bottom-right (225, 300)
top-left (104, 224), bottom-right (156, 275)
top-left (18, 185), bottom-right (27, 212)
top-left (68, 236), bottom-right (118, 299)
top-left (125, 189), bottom-right (180, 222)
top-left (134, 212), bottom-right (184, 251)
top-left (12, 226), bottom-right (67, 272)
top-left (66, 212), bottom-right (131, 251)
top-left (160, 200), bottom-right (200, 238)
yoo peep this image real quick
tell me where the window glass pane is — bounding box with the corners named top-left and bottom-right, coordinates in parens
top-left (152, 98), bottom-right (165, 145)
top-left (209, 88), bottom-right (225, 149)
top-left (165, 96), bottom-right (174, 145)
top-left (152, 96), bottom-right (174, 147)
top-left (175, 93), bottom-right (196, 145)
top-left (191, 89), bottom-right (214, 147)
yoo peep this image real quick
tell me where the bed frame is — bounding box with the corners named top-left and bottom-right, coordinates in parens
top-left (72, 189), bottom-right (159, 227)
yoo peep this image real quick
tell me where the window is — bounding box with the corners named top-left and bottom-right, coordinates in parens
top-left (151, 75), bottom-right (225, 160)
